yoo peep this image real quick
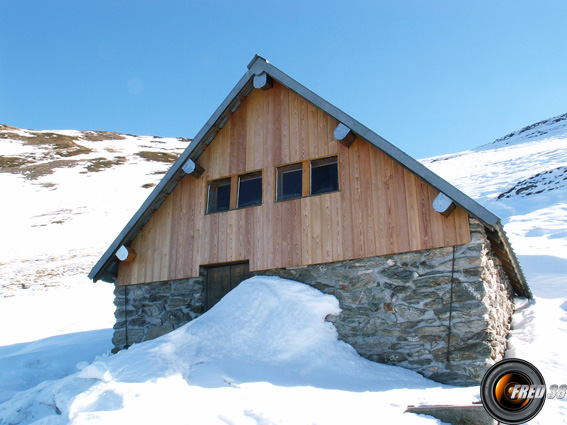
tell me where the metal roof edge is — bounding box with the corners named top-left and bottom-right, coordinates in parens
top-left (262, 62), bottom-right (501, 228)
top-left (90, 55), bottom-right (503, 282)
top-left (89, 61), bottom-right (265, 282)
top-left (494, 222), bottom-right (532, 298)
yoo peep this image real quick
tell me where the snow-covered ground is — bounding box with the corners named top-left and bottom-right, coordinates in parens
top-left (0, 277), bottom-right (479, 424)
top-left (0, 125), bottom-right (189, 295)
top-left (0, 114), bottom-right (566, 424)
top-left (423, 113), bottom-right (567, 423)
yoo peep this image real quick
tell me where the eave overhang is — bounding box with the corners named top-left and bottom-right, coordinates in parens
top-left (89, 55), bottom-right (530, 297)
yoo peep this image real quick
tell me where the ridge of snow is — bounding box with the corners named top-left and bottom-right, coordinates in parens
top-left (1, 113), bottom-right (567, 424)
top-left (0, 126), bottom-right (189, 296)
top-left (475, 112), bottom-right (567, 151)
top-left (0, 277), bottom-right (471, 424)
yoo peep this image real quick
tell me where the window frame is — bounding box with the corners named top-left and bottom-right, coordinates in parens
top-left (205, 169), bottom-right (264, 214)
top-left (206, 177), bottom-right (232, 214)
top-left (274, 155), bottom-right (340, 202)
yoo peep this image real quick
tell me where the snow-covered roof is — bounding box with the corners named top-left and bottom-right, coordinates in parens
top-left (88, 55), bottom-right (529, 297)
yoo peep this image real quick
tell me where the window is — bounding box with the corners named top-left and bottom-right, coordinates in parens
top-left (275, 156), bottom-right (339, 202)
top-left (207, 178), bottom-right (231, 213)
top-left (276, 163), bottom-right (303, 201)
top-left (206, 171), bottom-right (263, 214)
top-left (238, 171), bottom-right (262, 208)
top-left (311, 156), bottom-right (339, 195)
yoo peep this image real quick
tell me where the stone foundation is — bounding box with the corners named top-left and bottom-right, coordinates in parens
top-left (111, 270), bottom-right (206, 351)
top-left (259, 219), bottom-right (516, 385)
top-left (111, 219), bottom-right (517, 386)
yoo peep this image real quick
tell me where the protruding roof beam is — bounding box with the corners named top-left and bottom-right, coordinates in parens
top-left (432, 192), bottom-right (456, 217)
top-left (253, 72), bottom-right (273, 90)
top-left (333, 123), bottom-right (356, 148)
top-left (116, 245), bottom-right (136, 263)
top-left (181, 159), bottom-right (204, 178)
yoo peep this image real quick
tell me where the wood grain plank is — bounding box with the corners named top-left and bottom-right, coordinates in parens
top-left (290, 198), bottom-right (302, 266)
top-left (392, 162), bottom-right (410, 253)
top-left (330, 191), bottom-right (343, 261)
top-left (271, 82), bottom-right (282, 168)
top-left (380, 153), bottom-right (398, 254)
top-left (288, 90), bottom-right (300, 163)
top-left (235, 100), bottom-right (248, 175)
top-left (168, 182), bottom-right (181, 279)
top-left (308, 102), bottom-right (319, 158)
top-left (299, 94), bottom-right (309, 161)
top-left (454, 208), bottom-right (471, 244)
top-left (416, 178), bottom-right (433, 249)
top-left (349, 140), bottom-right (365, 258)
top-left (180, 179), bottom-right (194, 279)
top-left (357, 140), bottom-right (375, 256)
top-left (250, 206), bottom-right (261, 270)
top-left (309, 196), bottom-right (322, 264)
top-left (301, 196), bottom-right (312, 265)
top-left (317, 107), bottom-right (328, 157)
top-left (280, 85), bottom-right (290, 165)
top-left (116, 83), bottom-right (473, 286)
top-left (370, 148), bottom-right (387, 256)
top-left (159, 196), bottom-right (173, 281)
top-left (218, 210), bottom-right (228, 263)
top-left (403, 169), bottom-right (422, 251)
top-left (321, 192), bottom-right (332, 262)
top-left (280, 199), bottom-right (292, 267)
top-left (338, 143), bottom-right (354, 259)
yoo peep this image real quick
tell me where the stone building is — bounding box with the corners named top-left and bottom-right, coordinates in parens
top-left (89, 56), bottom-right (531, 386)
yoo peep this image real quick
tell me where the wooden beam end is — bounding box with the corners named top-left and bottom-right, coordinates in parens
top-left (116, 245), bottom-right (136, 263)
top-left (182, 159), bottom-right (205, 178)
top-left (253, 72), bottom-right (274, 90)
top-left (433, 192), bottom-right (456, 217)
top-left (333, 123), bottom-right (356, 148)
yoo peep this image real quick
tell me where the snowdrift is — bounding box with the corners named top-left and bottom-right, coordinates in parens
top-left (0, 277), bottom-right (465, 425)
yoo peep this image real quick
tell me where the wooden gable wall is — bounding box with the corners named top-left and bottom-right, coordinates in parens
top-left (117, 82), bottom-right (470, 286)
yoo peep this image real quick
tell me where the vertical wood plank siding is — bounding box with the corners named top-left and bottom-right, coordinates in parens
top-left (117, 82), bottom-right (470, 285)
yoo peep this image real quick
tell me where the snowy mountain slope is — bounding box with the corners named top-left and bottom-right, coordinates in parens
top-left (476, 112), bottom-right (567, 150)
top-left (0, 125), bottom-right (189, 404)
top-left (422, 114), bottom-right (567, 423)
top-left (422, 112), bottom-right (567, 262)
top-left (0, 114), bottom-right (566, 424)
top-left (0, 125), bottom-right (189, 297)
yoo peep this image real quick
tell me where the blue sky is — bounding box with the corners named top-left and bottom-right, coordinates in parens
top-left (2, 1), bottom-right (566, 158)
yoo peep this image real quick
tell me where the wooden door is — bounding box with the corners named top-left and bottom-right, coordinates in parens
top-left (206, 262), bottom-right (253, 310)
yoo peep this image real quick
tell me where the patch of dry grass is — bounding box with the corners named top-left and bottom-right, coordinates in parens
top-left (81, 131), bottom-right (126, 142)
top-left (136, 151), bottom-right (178, 163)
top-left (0, 156), bottom-right (35, 168)
top-left (85, 156), bottom-right (127, 172)
top-left (0, 131), bottom-right (93, 157)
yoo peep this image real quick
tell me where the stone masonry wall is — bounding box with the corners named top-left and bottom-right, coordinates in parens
top-left (111, 270), bottom-right (206, 351)
top-left (111, 218), bottom-right (517, 386)
top-left (259, 218), bottom-right (516, 386)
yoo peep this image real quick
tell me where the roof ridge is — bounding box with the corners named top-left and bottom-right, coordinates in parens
top-left (89, 56), bottom-right (521, 292)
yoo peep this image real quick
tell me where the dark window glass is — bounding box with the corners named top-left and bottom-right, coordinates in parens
top-left (311, 156), bottom-right (339, 195)
top-left (207, 178), bottom-right (231, 213)
top-left (277, 163), bottom-right (302, 201)
top-left (238, 171), bottom-right (262, 208)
